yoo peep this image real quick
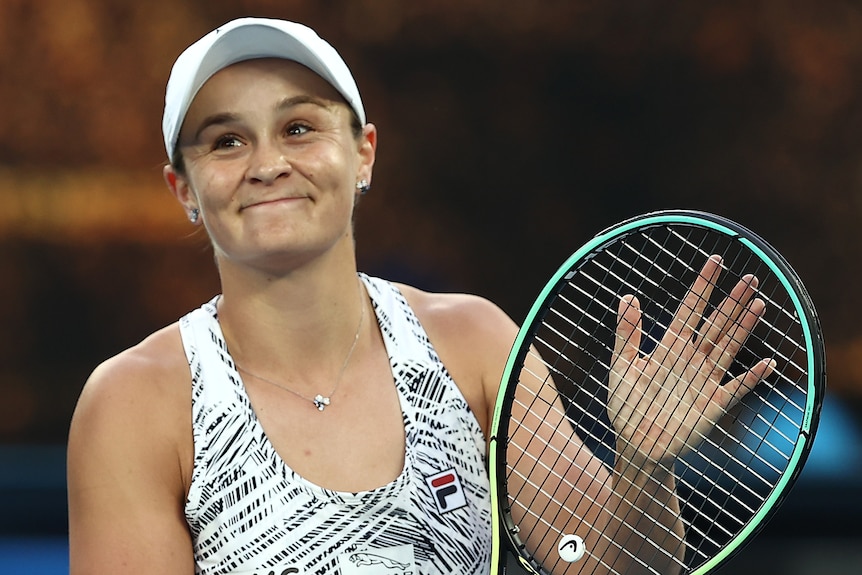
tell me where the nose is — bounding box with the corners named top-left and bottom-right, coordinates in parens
top-left (247, 141), bottom-right (292, 184)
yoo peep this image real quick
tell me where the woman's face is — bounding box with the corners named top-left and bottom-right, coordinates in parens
top-left (166, 58), bottom-right (376, 275)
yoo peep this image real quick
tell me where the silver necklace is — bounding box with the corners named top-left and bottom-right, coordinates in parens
top-left (235, 285), bottom-right (366, 412)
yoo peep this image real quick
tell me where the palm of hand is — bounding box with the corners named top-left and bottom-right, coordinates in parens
top-left (607, 256), bottom-right (775, 469)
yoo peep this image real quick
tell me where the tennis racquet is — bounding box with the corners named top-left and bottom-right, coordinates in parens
top-left (489, 210), bottom-right (825, 575)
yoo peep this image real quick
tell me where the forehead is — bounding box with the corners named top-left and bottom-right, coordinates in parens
top-left (185, 58), bottom-right (348, 120)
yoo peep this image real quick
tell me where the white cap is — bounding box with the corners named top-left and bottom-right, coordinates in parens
top-left (162, 17), bottom-right (365, 162)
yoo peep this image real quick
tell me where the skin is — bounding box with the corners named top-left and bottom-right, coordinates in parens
top-left (67, 58), bottom-right (771, 575)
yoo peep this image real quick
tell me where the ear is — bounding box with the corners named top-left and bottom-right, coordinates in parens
top-left (163, 164), bottom-right (198, 215)
top-left (356, 123), bottom-right (377, 187)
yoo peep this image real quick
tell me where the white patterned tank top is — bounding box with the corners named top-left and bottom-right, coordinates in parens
top-left (178, 274), bottom-right (492, 575)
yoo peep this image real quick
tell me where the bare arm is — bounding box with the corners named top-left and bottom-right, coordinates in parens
top-left (506, 348), bottom-right (674, 575)
top-left (67, 327), bottom-right (195, 575)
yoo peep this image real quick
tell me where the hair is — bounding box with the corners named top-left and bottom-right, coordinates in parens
top-left (170, 108), bottom-right (365, 176)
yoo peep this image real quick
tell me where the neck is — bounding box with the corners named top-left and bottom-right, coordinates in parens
top-left (216, 257), bottom-right (367, 389)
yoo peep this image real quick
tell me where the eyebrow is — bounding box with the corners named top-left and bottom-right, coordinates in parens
top-left (276, 94), bottom-right (335, 112)
top-left (184, 95), bottom-right (338, 146)
top-left (186, 112), bottom-right (241, 145)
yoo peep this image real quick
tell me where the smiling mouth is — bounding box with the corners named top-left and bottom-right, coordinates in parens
top-left (242, 196), bottom-right (308, 210)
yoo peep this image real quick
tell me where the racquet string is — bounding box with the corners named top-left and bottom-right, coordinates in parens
top-left (504, 223), bottom-right (811, 574)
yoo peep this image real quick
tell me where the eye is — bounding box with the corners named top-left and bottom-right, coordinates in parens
top-left (213, 134), bottom-right (243, 150)
top-left (286, 123), bottom-right (312, 137)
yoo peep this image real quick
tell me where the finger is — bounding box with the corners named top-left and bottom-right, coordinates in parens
top-left (664, 255), bottom-right (723, 350)
top-left (698, 274), bottom-right (759, 355)
top-left (718, 357), bottom-right (776, 412)
top-left (709, 297), bottom-right (766, 373)
top-left (613, 295), bottom-right (642, 369)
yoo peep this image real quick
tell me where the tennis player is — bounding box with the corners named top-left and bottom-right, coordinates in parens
top-left (67, 17), bottom-right (769, 575)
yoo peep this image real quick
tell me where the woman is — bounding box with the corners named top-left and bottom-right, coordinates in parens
top-left (67, 17), bottom-right (771, 575)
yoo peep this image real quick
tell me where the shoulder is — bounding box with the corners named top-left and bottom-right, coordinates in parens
top-left (76, 323), bottom-right (189, 416)
top-left (394, 283), bottom-right (515, 340)
top-left (69, 323), bottom-right (193, 490)
top-left (393, 283), bottom-right (519, 436)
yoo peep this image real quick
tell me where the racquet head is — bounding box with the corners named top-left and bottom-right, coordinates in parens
top-left (490, 210), bottom-right (825, 575)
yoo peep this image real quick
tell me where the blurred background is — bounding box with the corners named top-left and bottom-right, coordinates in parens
top-left (1, 0), bottom-right (861, 573)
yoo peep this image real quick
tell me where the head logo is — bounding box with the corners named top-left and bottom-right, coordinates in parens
top-left (425, 469), bottom-right (467, 514)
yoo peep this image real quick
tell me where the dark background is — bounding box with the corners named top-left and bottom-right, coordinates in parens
top-left (1, 1), bottom-right (860, 573)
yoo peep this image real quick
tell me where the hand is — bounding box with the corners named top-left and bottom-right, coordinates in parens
top-left (608, 255), bottom-right (776, 469)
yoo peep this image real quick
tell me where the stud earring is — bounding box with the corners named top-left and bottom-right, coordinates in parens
top-left (356, 179), bottom-right (371, 195)
top-left (189, 208), bottom-right (200, 223)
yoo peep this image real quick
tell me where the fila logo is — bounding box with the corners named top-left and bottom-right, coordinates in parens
top-left (425, 469), bottom-right (467, 514)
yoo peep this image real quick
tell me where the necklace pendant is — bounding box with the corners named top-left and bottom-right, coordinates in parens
top-left (313, 395), bottom-right (330, 411)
